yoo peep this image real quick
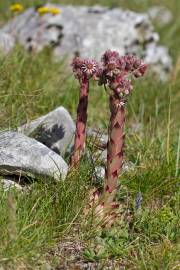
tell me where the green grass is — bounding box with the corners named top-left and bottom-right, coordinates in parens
top-left (0, 0), bottom-right (180, 269)
top-left (0, 167), bottom-right (92, 269)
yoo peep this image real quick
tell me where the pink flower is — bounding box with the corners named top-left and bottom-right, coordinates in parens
top-left (133, 58), bottom-right (142, 69)
top-left (117, 78), bottom-right (133, 96)
top-left (123, 55), bottom-right (137, 72)
top-left (71, 57), bottom-right (84, 79)
top-left (101, 50), bottom-right (120, 75)
top-left (102, 50), bottom-right (120, 64)
top-left (72, 57), bottom-right (100, 80)
top-left (122, 55), bottom-right (148, 77)
top-left (133, 63), bottom-right (148, 78)
top-left (118, 57), bottom-right (126, 71)
top-left (81, 59), bottom-right (99, 78)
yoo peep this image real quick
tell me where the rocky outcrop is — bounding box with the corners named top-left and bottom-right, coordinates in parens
top-left (1, 4), bottom-right (172, 80)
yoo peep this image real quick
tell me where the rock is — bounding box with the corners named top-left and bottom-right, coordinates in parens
top-left (0, 177), bottom-right (23, 191)
top-left (0, 4), bottom-right (172, 80)
top-left (0, 31), bottom-right (15, 54)
top-left (98, 147), bottom-right (135, 170)
top-left (144, 43), bottom-right (172, 81)
top-left (87, 129), bottom-right (135, 179)
top-left (94, 161), bottom-right (135, 182)
top-left (41, 263), bottom-right (52, 270)
top-left (94, 166), bottom-right (105, 179)
top-left (129, 122), bottom-right (143, 134)
top-left (122, 161), bottom-right (135, 172)
top-left (148, 6), bottom-right (173, 27)
top-left (18, 107), bottom-right (75, 156)
top-left (87, 128), bottom-right (108, 150)
top-left (135, 191), bottom-right (143, 210)
top-left (0, 131), bottom-right (68, 180)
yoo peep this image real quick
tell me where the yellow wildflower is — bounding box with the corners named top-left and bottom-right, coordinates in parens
top-left (49, 7), bottom-right (61, 16)
top-left (10, 3), bottom-right (24, 13)
top-left (37, 6), bottom-right (51, 15)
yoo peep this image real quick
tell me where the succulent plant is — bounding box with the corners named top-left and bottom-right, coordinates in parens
top-left (70, 51), bottom-right (147, 226)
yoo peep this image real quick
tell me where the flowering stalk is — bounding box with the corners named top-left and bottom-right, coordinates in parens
top-left (83, 51), bottom-right (147, 228)
top-left (70, 77), bottom-right (89, 166)
top-left (105, 94), bottom-right (125, 197)
top-left (99, 51), bottom-right (147, 203)
top-left (70, 58), bottom-right (99, 167)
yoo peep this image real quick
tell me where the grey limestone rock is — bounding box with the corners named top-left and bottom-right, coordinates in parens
top-left (87, 128), bottom-right (108, 150)
top-left (148, 6), bottom-right (173, 27)
top-left (129, 122), bottom-right (143, 134)
top-left (0, 177), bottom-right (23, 191)
top-left (0, 31), bottom-right (15, 54)
top-left (0, 4), bottom-right (172, 80)
top-left (94, 161), bottom-right (135, 182)
top-left (18, 107), bottom-right (75, 156)
top-left (87, 129), bottom-right (135, 178)
top-left (0, 131), bottom-right (68, 180)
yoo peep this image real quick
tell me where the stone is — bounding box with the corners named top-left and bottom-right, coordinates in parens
top-left (0, 31), bottom-right (15, 54)
top-left (94, 166), bottom-right (105, 179)
top-left (0, 177), bottom-right (23, 191)
top-left (0, 4), bottom-right (172, 80)
top-left (18, 107), bottom-right (75, 156)
top-left (87, 128), bottom-right (108, 150)
top-left (122, 161), bottom-right (135, 172)
top-left (86, 129), bottom-right (135, 179)
top-left (129, 122), bottom-right (143, 134)
top-left (0, 131), bottom-right (68, 180)
top-left (41, 263), bottom-right (52, 270)
top-left (94, 161), bottom-right (135, 182)
top-left (144, 43), bottom-right (172, 81)
top-left (148, 6), bottom-right (173, 27)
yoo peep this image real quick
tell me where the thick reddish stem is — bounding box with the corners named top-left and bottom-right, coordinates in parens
top-left (105, 94), bottom-right (125, 197)
top-left (70, 77), bottom-right (89, 167)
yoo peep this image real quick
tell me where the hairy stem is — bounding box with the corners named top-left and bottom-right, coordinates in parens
top-left (105, 94), bottom-right (125, 199)
top-left (70, 77), bottom-right (89, 167)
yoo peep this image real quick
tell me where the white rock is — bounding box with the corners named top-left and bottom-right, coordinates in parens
top-left (0, 131), bottom-right (68, 180)
top-left (0, 31), bottom-right (15, 54)
top-left (0, 177), bottom-right (23, 191)
top-left (18, 107), bottom-right (75, 156)
top-left (148, 6), bottom-right (173, 26)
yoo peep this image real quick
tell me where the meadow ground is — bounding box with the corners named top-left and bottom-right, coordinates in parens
top-left (0, 0), bottom-right (179, 269)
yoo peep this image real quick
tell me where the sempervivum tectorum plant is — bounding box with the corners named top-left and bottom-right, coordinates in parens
top-left (70, 57), bottom-right (99, 167)
top-left (83, 51), bottom-right (147, 228)
top-left (99, 50), bottom-right (147, 203)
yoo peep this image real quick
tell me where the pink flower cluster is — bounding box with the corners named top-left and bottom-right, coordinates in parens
top-left (99, 50), bottom-right (147, 99)
top-left (72, 50), bottom-right (147, 101)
